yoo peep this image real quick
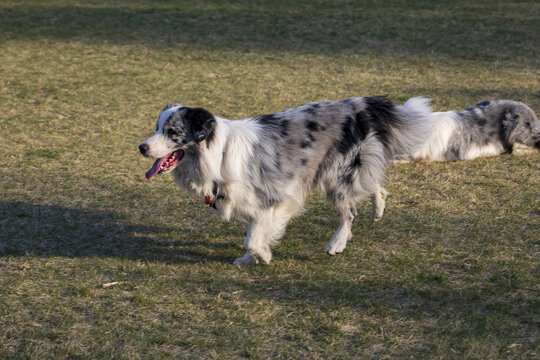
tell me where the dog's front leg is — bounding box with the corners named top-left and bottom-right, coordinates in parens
top-left (233, 213), bottom-right (273, 265)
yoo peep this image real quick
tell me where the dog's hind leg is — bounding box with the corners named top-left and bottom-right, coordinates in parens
top-left (326, 192), bottom-right (358, 255)
top-left (370, 185), bottom-right (389, 221)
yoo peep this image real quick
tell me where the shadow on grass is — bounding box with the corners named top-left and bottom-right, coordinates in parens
top-left (246, 277), bottom-right (537, 353)
top-left (1, 201), bottom-right (537, 354)
top-left (0, 1), bottom-right (538, 62)
top-left (0, 201), bottom-right (238, 264)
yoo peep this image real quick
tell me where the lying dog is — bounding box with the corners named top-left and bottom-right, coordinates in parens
top-left (405, 99), bottom-right (539, 162)
top-left (139, 96), bottom-right (434, 265)
top-left (371, 99), bottom-right (540, 221)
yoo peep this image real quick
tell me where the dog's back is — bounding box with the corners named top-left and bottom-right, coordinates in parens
top-left (248, 97), bottom-right (433, 201)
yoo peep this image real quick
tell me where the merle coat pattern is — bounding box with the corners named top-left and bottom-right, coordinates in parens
top-left (140, 96), bottom-right (434, 265)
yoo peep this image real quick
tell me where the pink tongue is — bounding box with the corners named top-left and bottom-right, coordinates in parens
top-left (145, 157), bottom-right (167, 180)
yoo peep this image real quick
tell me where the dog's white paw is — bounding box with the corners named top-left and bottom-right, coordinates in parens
top-left (233, 253), bottom-right (259, 266)
top-left (326, 240), bottom-right (347, 256)
top-left (513, 148), bottom-right (536, 155)
top-left (371, 208), bottom-right (385, 221)
top-left (370, 208), bottom-right (385, 222)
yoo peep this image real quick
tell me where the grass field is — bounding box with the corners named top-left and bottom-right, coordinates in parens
top-left (1, 0), bottom-right (539, 358)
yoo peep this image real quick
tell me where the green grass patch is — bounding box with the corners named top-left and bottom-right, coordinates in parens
top-left (1, 0), bottom-right (539, 358)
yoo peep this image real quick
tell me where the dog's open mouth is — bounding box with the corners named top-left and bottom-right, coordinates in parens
top-left (145, 150), bottom-right (184, 180)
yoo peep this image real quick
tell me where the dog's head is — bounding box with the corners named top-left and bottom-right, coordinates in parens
top-left (139, 104), bottom-right (216, 179)
top-left (501, 103), bottom-right (540, 150)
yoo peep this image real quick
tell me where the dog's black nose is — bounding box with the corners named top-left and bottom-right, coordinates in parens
top-left (139, 143), bottom-right (149, 155)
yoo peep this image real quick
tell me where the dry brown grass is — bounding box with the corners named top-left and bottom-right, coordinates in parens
top-left (1, 0), bottom-right (539, 358)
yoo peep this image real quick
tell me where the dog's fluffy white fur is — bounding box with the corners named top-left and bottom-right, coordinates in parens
top-left (140, 96), bottom-right (434, 265)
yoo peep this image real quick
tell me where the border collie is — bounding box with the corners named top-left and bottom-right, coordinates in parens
top-left (139, 96), bottom-right (433, 265)
top-left (372, 100), bottom-right (539, 221)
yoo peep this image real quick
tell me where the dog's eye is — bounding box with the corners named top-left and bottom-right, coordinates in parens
top-left (166, 128), bottom-right (177, 136)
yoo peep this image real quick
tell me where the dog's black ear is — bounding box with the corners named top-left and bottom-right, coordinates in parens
top-left (185, 107), bottom-right (216, 143)
top-left (502, 111), bottom-right (518, 140)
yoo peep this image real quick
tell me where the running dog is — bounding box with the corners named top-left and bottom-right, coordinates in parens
top-left (139, 96), bottom-right (434, 265)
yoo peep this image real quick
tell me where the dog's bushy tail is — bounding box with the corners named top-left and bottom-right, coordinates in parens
top-left (389, 96), bottom-right (434, 159)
